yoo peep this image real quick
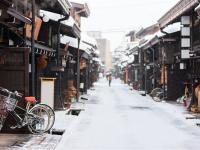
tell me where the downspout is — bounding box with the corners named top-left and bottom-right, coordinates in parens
top-left (76, 38), bottom-right (80, 102)
top-left (57, 16), bottom-right (69, 65)
top-left (57, 15), bottom-right (69, 109)
top-left (31, 0), bottom-right (35, 96)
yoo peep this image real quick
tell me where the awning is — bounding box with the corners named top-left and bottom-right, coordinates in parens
top-left (49, 20), bottom-right (81, 38)
top-left (140, 36), bottom-right (160, 50)
top-left (139, 30), bottom-right (164, 50)
top-left (36, 0), bottom-right (71, 16)
top-left (60, 35), bottom-right (92, 55)
top-left (7, 7), bottom-right (32, 24)
top-left (26, 40), bottom-right (56, 57)
top-left (158, 0), bottom-right (199, 28)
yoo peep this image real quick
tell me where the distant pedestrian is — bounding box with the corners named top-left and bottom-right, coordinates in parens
top-left (108, 74), bottom-right (112, 87)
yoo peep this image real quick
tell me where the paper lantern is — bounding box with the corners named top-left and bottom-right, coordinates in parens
top-left (37, 55), bottom-right (48, 69)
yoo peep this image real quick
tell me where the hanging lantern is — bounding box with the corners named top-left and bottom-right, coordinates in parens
top-left (195, 84), bottom-right (200, 109)
top-left (80, 58), bottom-right (86, 70)
top-left (37, 54), bottom-right (48, 69)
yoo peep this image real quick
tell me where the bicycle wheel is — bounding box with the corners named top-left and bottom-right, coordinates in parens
top-left (27, 105), bottom-right (52, 134)
top-left (0, 116), bottom-right (6, 131)
top-left (152, 92), bottom-right (163, 102)
top-left (37, 103), bottom-right (55, 132)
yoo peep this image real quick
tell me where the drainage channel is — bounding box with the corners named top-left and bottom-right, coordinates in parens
top-left (50, 128), bottom-right (65, 135)
top-left (185, 115), bottom-right (200, 127)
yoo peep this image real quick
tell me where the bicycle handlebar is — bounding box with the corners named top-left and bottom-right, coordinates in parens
top-left (0, 87), bottom-right (9, 93)
top-left (14, 91), bottom-right (23, 98)
top-left (0, 87), bottom-right (23, 97)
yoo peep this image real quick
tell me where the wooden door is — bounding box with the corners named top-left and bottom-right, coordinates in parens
top-left (0, 47), bottom-right (30, 96)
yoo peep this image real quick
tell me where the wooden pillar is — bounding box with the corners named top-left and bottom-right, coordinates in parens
top-left (31, 0), bottom-right (35, 96)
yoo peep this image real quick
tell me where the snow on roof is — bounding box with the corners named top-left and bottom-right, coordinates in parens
top-left (163, 22), bottom-right (181, 34)
top-left (127, 42), bottom-right (139, 50)
top-left (61, 35), bottom-right (78, 47)
top-left (139, 30), bottom-right (165, 49)
top-left (126, 42), bottom-right (139, 54)
top-left (115, 41), bottom-right (129, 52)
top-left (121, 55), bottom-right (129, 63)
top-left (80, 41), bottom-right (93, 55)
top-left (81, 33), bottom-right (97, 48)
top-left (40, 10), bottom-right (78, 28)
top-left (93, 49), bottom-right (100, 56)
top-left (70, 0), bottom-right (87, 4)
top-left (60, 35), bottom-right (95, 55)
top-left (118, 64), bottom-right (122, 67)
top-left (92, 57), bottom-right (101, 62)
top-left (139, 34), bottom-right (155, 48)
top-left (128, 55), bottom-right (135, 64)
top-left (121, 61), bottom-right (128, 68)
top-left (40, 10), bottom-right (61, 21)
top-left (139, 23), bottom-right (180, 49)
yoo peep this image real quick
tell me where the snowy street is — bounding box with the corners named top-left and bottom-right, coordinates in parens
top-left (2, 0), bottom-right (200, 150)
top-left (56, 78), bottom-right (200, 150)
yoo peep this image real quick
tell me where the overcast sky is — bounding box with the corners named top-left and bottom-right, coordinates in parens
top-left (72, 0), bottom-right (180, 50)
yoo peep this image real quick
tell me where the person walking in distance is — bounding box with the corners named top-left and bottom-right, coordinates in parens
top-left (108, 74), bottom-right (112, 87)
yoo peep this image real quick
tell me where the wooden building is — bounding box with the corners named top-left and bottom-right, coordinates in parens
top-left (157, 0), bottom-right (200, 106)
top-left (0, 0), bottom-right (98, 132)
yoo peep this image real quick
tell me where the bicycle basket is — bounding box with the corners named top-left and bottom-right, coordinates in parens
top-left (0, 94), bottom-right (8, 115)
top-left (0, 93), bottom-right (18, 112)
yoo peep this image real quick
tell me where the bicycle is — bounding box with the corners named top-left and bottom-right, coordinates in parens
top-left (0, 87), bottom-right (55, 134)
top-left (150, 87), bottom-right (164, 102)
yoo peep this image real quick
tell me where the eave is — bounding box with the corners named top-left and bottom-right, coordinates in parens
top-left (49, 20), bottom-right (81, 38)
top-left (70, 2), bottom-right (90, 17)
top-left (158, 0), bottom-right (199, 28)
top-left (36, 0), bottom-right (71, 16)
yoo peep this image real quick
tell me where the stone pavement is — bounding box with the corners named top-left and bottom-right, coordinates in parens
top-left (0, 133), bottom-right (62, 150)
top-left (0, 100), bottom-right (86, 149)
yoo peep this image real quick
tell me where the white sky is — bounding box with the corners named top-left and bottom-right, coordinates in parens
top-left (73, 0), bottom-right (180, 50)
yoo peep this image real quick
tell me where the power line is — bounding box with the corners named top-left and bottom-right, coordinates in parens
top-left (90, 0), bottom-right (178, 9)
top-left (84, 27), bottom-right (139, 33)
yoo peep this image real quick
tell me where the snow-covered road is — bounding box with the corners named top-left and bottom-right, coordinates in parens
top-left (56, 78), bottom-right (200, 150)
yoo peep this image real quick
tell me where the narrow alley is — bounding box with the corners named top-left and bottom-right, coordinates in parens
top-left (56, 78), bottom-right (200, 150)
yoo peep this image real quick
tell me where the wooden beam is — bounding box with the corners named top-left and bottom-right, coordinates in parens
top-left (162, 38), bottom-right (176, 42)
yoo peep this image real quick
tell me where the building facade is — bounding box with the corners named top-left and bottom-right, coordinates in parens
top-left (96, 38), bottom-right (112, 72)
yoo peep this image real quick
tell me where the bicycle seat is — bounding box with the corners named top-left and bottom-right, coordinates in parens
top-left (25, 97), bottom-right (37, 103)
